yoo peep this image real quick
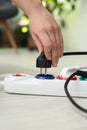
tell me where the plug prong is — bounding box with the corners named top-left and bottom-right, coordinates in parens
top-left (45, 68), bottom-right (47, 75)
top-left (40, 68), bottom-right (43, 74)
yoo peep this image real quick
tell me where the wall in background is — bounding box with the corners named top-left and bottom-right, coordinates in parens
top-left (63, 0), bottom-right (87, 51)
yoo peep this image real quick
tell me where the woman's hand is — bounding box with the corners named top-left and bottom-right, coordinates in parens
top-left (29, 4), bottom-right (64, 67)
top-left (13, 0), bottom-right (64, 67)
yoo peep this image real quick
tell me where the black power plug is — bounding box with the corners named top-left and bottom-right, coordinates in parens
top-left (36, 52), bottom-right (52, 75)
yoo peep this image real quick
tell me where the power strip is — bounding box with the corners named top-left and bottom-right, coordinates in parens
top-left (3, 67), bottom-right (87, 97)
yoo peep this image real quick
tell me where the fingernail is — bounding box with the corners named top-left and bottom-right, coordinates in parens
top-left (53, 59), bottom-right (59, 67)
top-left (54, 64), bottom-right (57, 67)
top-left (48, 56), bottom-right (51, 60)
top-left (46, 55), bottom-right (52, 60)
top-left (53, 62), bottom-right (57, 67)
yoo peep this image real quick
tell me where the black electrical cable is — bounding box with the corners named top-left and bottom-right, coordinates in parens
top-left (63, 51), bottom-right (87, 56)
top-left (62, 51), bottom-right (87, 113)
top-left (64, 70), bottom-right (87, 113)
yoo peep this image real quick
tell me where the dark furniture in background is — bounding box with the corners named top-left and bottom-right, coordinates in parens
top-left (0, 0), bottom-right (18, 52)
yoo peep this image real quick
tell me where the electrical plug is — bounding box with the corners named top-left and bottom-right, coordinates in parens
top-left (36, 52), bottom-right (52, 75)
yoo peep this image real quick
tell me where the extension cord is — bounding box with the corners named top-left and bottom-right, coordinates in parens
top-left (2, 66), bottom-right (87, 97)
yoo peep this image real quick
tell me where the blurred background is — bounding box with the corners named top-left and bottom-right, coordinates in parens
top-left (0, 0), bottom-right (87, 76)
top-left (0, 0), bottom-right (87, 51)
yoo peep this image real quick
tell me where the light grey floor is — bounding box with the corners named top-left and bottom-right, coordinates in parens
top-left (0, 48), bottom-right (87, 130)
top-left (0, 48), bottom-right (39, 75)
top-left (1, 48), bottom-right (87, 75)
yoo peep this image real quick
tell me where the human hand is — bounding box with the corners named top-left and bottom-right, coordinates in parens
top-left (29, 4), bottom-right (64, 67)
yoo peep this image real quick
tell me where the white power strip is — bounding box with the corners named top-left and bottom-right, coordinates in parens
top-left (2, 69), bottom-right (87, 97)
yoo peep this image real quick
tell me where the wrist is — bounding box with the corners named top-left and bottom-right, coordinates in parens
top-left (26, 0), bottom-right (42, 18)
top-left (13, 0), bottom-right (43, 18)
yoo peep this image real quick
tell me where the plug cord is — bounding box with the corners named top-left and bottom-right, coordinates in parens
top-left (64, 70), bottom-right (87, 113)
top-left (63, 51), bottom-right (87, 56)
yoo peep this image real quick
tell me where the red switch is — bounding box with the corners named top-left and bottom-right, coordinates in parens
top-left (56, 75), bottom-right (77, 80)
top-left (15, 73), bottom-right (22, 76)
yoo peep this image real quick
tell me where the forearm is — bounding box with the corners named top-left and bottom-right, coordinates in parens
top-left (13, 0), bottom-right (42, 17)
